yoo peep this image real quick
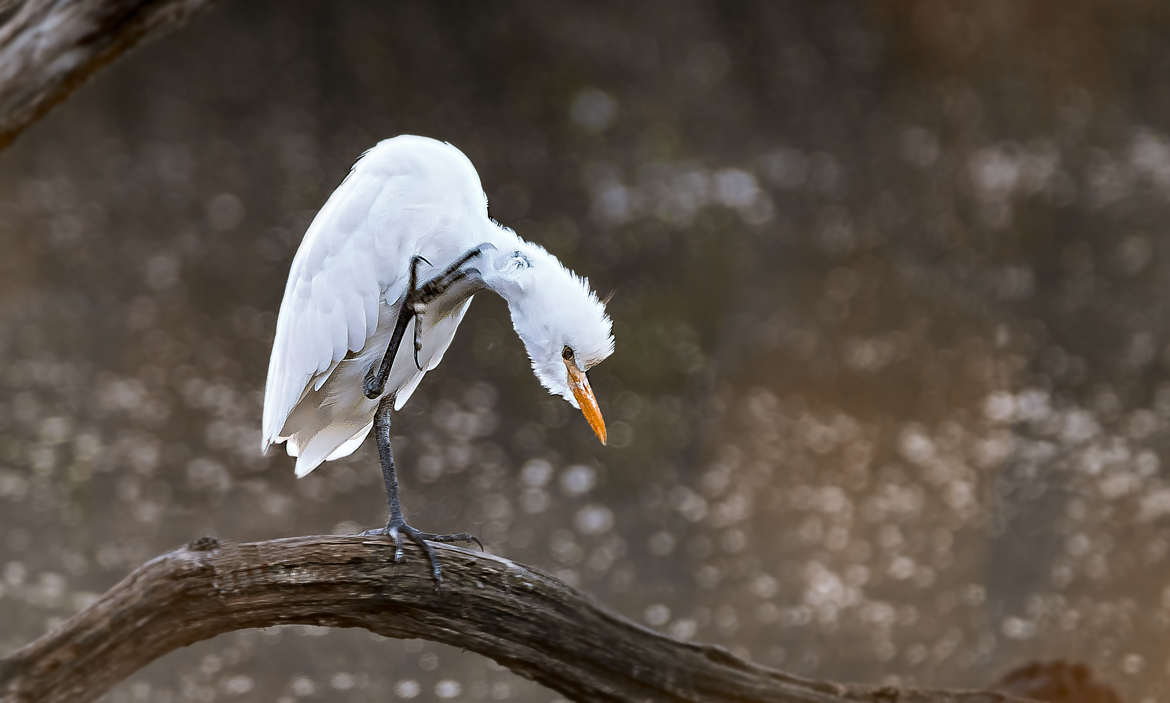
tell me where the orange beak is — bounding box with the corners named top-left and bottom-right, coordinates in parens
top-left (565, 358), bottom-right (607, 445)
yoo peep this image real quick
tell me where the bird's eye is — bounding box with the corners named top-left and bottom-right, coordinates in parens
top-left (562, 346), bottom-right (574, 360)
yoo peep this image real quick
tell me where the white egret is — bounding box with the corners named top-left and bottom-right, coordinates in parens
top-left (262, 135), bottom-right (614, 584)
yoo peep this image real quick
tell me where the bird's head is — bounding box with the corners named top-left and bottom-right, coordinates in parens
top-left (483, 240), bottom-right (614, 444)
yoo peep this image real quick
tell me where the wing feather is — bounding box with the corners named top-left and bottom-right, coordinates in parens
top-left (344, 288), bottom-right (368, 350)
top-left (393, 298), bottom-right (474, 411)
top-left (261, 167), bottom-right (392, 451)
top-left (326, 295), bottom-right (349, 366)
top-left (262, 135), bottom-right (493, 471)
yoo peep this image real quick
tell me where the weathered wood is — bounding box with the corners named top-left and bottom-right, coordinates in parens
top-left (0, 0), bottom-right (219, 150)
top-left (0, 535), bottom-right (1035, 703)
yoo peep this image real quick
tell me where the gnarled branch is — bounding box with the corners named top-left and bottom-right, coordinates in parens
top-left (0, 0), bottom-right (219, 150)
top-left (0, 535), bottom-right (1032, 703)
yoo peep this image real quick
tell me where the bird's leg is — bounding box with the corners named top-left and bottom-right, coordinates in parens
top-left (363, 255), bottom-right (428, 398)
top-left (362, 292), bottom-right (415, 400)
top-left (410, 244), bottom-right (493, 308)
top-left (360, 396), bottom-right (482, 589)
top-left (411, 253), bottom-right (479, 370)
top-left (364, 246), bottom-right (492, 398)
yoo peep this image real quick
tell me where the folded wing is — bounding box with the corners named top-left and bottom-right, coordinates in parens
top-left (261, 165), bottom-right (390, 455)
top-left (262, 136), bottom-right (490, 475)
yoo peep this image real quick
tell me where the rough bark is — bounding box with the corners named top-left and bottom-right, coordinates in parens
top-left (0, 0), bottom-right (219, 150)
top-left (0, 535), bottom-right (1035, 703)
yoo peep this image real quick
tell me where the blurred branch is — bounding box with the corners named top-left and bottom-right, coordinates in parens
top-left (0, 0), bottom-right (218, 150)
top-left (995, 661), bottom-right (1122, 703)
top-left (0, 535), bottom-right (1035, 703)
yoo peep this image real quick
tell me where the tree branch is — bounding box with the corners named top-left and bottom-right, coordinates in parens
top-left (0, 535), bottom-right (1034, 703)
top-left (0, 0), bottom-right (219, 150)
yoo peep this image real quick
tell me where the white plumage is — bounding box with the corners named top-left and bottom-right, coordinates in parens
top-left (262, 136), bottom-right (613, 478)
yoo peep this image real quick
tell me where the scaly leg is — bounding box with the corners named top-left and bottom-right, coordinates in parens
top-left (361, 396), bottom-right (482, 588)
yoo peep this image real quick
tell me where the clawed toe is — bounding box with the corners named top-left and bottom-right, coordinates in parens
top-left (360, 521), bottom-right (482, 588)
top-left (417, 531), bottom-right (483, 551)
top-left (362, 367), bottom-right (384, 399)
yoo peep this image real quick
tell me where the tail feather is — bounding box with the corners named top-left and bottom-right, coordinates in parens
top-left (293, 420), bottom-right (372, 477)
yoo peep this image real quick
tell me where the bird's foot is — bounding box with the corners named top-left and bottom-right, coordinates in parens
top-left (360, 519), bottom-right (483, 588)
top-left (362, 364), bottom-right (385, 400)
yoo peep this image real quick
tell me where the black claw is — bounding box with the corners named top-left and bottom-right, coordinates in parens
top-left (409, 255), bottom-right (430, 287)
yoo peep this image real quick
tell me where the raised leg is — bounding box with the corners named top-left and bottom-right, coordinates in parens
top-left (364, 245), bottom-right (492, 399)
top-left (360, 396), bottom-right (482, 588)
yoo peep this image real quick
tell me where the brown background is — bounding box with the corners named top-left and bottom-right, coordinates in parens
top-left (2, 1), bottom-right (1170, 701)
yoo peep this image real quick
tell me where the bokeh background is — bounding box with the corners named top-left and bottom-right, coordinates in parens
top-left (2, 1), bottom-right (1169, 701)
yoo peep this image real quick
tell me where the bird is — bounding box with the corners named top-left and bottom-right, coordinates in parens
top-left (261, 135), bottom-right (614, 585)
